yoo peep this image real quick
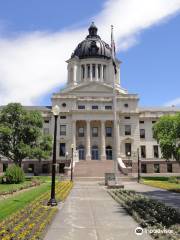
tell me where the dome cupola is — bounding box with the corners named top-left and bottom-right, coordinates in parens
top-left (71, 22), bottom-right (111, 60)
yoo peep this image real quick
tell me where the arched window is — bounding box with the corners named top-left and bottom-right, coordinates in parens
top-left (78, 145), bottom-right (85, 160)
top-left (92, 145), bottom-right (99, 160)
top-left (106, 145), bottom-right (112, 160)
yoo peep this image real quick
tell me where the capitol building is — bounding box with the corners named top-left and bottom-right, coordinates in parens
top-left (1, 23), bottom-right (180, 177)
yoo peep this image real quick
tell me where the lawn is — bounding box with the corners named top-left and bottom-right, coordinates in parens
top-left (0, 176), bottom-right (51, 195)
top-left (0, 182), bottom-right (50, 220)
top-left (0, 181), bottom-right (73, 240)
top-left (141, 176), bottom-right (180, 193)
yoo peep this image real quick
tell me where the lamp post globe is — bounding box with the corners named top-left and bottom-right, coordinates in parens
top-left (48, 105), bottom-right (60, 206)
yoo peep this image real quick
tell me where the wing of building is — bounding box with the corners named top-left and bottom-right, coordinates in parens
top-left (0, 23), bottom-right (180, 177)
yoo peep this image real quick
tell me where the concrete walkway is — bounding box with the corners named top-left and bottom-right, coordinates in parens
top-left (44, 182), bottom-right (152, 240)
top-left (123, 182), bottom-right (180, 210)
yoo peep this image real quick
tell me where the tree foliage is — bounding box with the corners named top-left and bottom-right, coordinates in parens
top-left (153, 113), bottom-right (180, 161)
top-left (0, 103), bottom-right (52, 166)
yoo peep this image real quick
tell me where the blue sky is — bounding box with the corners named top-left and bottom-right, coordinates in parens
top-left (0, 0), bottom-right (179, 106)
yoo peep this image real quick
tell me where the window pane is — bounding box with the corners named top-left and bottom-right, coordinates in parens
top-left (153, 145), bottom-right (159, 158)
top-left (140, 129), bottom-right (145, 138)
top-left (141, 164), bottom-right (147, 173)
top-left (92, 127), bottom-right (98, 137)
top-left (141, 145), bottom-right (146, 158)
top-left (60, 125), bottom-right (66, 135)
top-left (78, 127), bottom-right (84, 137)
top-left (105, 105), bottom-right (112, 110)
top-left (59, 143), bottom-right (66, 157)
top-left (78, 105), bottom-right (85, 109)
top-left (92, 105), bottom-right (98, 109)
top-left (154, 164), bottom-right (160, 173)
top-left (125, 125), bottom-right (131, 135)
top-left (106, 127), bottom-right (112, 137)
top-left (125, 143), bottom-right (131, 156)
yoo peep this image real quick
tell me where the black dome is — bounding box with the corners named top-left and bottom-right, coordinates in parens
top-left (71, 22), bottom-right (112, 60)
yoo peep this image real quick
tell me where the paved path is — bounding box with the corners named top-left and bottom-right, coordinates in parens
top-left (44, 182), bottom-right (152, 240)
top-left (123, 182), bottom-right (180, 210)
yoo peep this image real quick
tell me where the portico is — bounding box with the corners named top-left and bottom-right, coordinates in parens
top-left (72, 119), bottom-right (120, 161)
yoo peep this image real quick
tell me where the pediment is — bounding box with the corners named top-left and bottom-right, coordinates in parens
top-left (62, 82), bottom-right (113, 94)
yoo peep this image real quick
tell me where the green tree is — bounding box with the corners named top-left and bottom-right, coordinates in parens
top-left (153, 113), bottom-right (180, 161)
top-left (0, 103), bottom-right (52, 166)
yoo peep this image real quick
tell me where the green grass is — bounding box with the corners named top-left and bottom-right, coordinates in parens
top-left (141, 178), bottom-right (180, 193)
top-left (0, 182), bottom-right (50, 220)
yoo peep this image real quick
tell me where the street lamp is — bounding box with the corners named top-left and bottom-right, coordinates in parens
top-left (137, 148), bottom-right (140, 183)
top-left (71, 144), bottom-right (74, 182)
top-left (48, 105), bottom-right (60, 206)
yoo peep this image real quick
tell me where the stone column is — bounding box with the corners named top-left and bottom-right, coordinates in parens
top-left (90, 64), bottom-right (92, 81)
top-left (85, 64), bottom-right (87, 82)
top-left (101, 120), bottom-right (106, 160)
top-left (72, 120), bottom-right (76, 151)
top-left (86, 120), bottom-right (91, 160)
top-left (73, 65), bottom-right (77, 85)
top-left (96, 64), bottom-right (98, 81)
top-left (117, 120), bottom-right (120, 158)
top-left (101, 65), bottom-right (104, 82)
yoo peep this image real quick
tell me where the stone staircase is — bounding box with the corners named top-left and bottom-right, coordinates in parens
top-left (74, 160), bottom-right (136, 181)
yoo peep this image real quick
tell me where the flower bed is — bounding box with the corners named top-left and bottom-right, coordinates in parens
top-left (108, 189), bottom-right (180, 240)
top-left (0, 177), bottom-right (45, 196)
top-left (0, 181), bottom-right (73, 240)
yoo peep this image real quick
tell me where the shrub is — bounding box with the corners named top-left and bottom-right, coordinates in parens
top-left (4, 165), bottom-right (25, 184)
top-left (168, 176), bottom-right (178, 184)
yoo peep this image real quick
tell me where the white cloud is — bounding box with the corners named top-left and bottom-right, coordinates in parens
top-left (164, 97), bottom-right (180, 106)
top-left (0, 0), bottom-right (180, 105)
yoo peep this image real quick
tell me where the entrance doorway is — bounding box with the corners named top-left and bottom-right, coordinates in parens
top-left (92, 145), bottom-right (99, 160)
top-left (106, 146), bottom-right (113, 160)
top-left (78, 145), bottom-right (85, 160)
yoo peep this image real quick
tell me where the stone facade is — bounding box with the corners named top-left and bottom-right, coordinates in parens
top-left (0, 23), bottom-right (180, 176)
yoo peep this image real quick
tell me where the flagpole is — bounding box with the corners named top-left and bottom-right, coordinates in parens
top-left (111, 25), bottom-right (118, 185)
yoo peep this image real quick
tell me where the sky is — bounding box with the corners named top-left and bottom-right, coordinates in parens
top-left (0, 0), bottom-right (180, 107)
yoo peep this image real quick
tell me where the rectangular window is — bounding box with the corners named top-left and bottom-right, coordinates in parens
top-left (60, 116), bottom-right (66, 119)
top-left (78, 105), bottom-right (85, 109)
top-left (103, 65), bottom-right (106, 79)
top-left (87, 64), bottom-right (90, 78)
top-left (140, 129), bottom-right (145, 139)
top-left (154, 164), bottom-right (160, 173)
top-left (92, 127), bottom-right (98, 137)
top-left (139, 120), bottom-right (144, 124)
top-left (60, 125), bottom-right (66, 136)
top-left (124, 103), bottom-right (128, 108)
top-left (44, 119), bottom-right (49, 123)
top-left (106, 127), bottom-right (112, 137)
top-left (59, 143), bottom-right (66, 157)
top-left (141, 164), bottom-right (147, 173)
top-left (92, 105), bottom-right (98, 110)
top-left (98, 64), bottom-right (101, 78)
top-left (81, 65), bottom-right (85, 79)
top-left (167, 163), bottom-right (172, 173)
top-left (125, 125), bottom-right (131, 135)
top-left (78, 127), bottom-right (84, 137)
top-left (92, 64), bottom-right (96, 78)
top-left (43, 128), bottom-right (49, 135)
top-left (124, 116), bottom-right (130, 119)
top-left (105, 105), bottom-right (112, 110)
top-left (3, 163), bottom-right (8, 172)
top-left (152, 121), bottom-right (156, 124)
top-left (153, 145), bottom-right (159, 158)
top-left (140, 145), bottom-right (146, 158)
top-left (125, 143), bottom-right (131, 156)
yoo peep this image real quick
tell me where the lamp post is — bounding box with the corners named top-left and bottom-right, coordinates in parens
top-left (71, 144), bottom-right (74, 182)
top-left (48, 105), bottom-right (60, 206)
top-left (137, 148), bottom-right (140, 183)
